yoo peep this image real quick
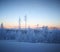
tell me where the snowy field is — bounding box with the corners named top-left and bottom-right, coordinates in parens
top-left (0, 40), bottom-right (60, 52)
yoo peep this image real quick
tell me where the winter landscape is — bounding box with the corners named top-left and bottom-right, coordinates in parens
top-left (0, 26), bottom-right (60, 52)
top-left (0, 0), bottom-right (60, 52)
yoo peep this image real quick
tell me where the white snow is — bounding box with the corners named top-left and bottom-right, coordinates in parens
top-left (0, 40), bottom-right (60, 52)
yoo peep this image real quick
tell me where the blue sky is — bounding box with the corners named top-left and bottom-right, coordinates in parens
top-left (0, 0), bottom-right (60, 28)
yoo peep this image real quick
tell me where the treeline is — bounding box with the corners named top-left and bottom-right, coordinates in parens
top-left (0, 28), bottom-right (60, 43)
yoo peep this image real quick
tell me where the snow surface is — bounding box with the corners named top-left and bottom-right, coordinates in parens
top-left (0, 40), bottom-right (60, 52)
